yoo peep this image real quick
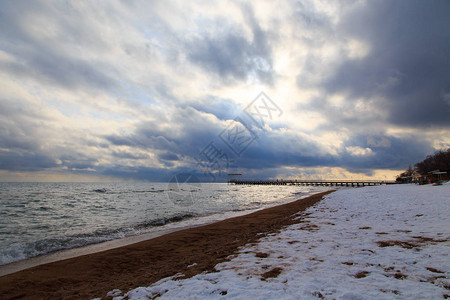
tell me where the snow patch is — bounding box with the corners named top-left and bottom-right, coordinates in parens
top-left (108, 184), bottom-right (450, 299)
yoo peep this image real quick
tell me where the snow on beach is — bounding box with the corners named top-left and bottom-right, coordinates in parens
top-left (108, 184), bottom-right (449, 299)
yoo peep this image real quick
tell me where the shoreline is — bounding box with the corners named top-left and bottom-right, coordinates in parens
top-left (0, 189), bottom-right (325, 276)
top-left (124, 183), bottom-right (449, 299)
top-left (0, 190), bottom-right (333, 299)
top-left (0, 225), bottom-right (190, 277)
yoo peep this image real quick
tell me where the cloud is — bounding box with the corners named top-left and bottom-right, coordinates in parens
top-left (0, 149), bottom-right (59, 172)
top-left (112, 151), bottom-right (149, 160)
top-left (158, 152), bottom-right (180, 161)
top-left (186, 4), bottom-right (274, 84)
top-left (322, 0), bottom-right (450, 128)
top-left (345, 146), bottom-right (373, 157)
top-left (0, 0), bottom-right (448, 181)
top-left (0, 1), bottom-right (118, 91)
top-left (191, 97), bottom-right (242, 121)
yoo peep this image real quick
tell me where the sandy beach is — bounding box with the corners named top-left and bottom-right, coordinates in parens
top-left (119, 184), bottom-right (448, 299)
top-left (0, 191), bottom-right (333, 299)
top-left (1, 0), bottom-right (448, 298)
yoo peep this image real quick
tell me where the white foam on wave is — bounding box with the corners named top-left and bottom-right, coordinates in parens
top-left (0, 184), bottom-right (332, 274)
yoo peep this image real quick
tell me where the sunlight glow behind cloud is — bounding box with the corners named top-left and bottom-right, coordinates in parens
top-left (0, 0), bottom-right (449, 182)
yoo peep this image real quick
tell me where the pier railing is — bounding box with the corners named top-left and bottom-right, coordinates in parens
top-left (228, 179), bottom-right (396, 187)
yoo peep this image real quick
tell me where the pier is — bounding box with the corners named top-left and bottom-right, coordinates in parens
top-left (228, 178), bottom-right (396, 187)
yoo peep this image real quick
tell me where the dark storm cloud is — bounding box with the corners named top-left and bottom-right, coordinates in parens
top-left (237, 146), bottom-right (335, 170)
top-left (186, 5), bottom-right (274, 84)
top-left (104, 106), bottom-right (225, 160)
top-left (228, 129), bottom-right (434, 176)
top-left (339, 135), bottom-right (433, 172)
top-left (101, 98), bottom-right (435, 179)
top-left (322, 0), bottom-right (450, 128)
top-left (0, 1), bottom-right (117, 91)
top-left (0, 52), bottom-right (116, 91)
top-left (101, 165), bottom-right (209, 182)
top-left (0, 0), bottom-right (447, 181)
top-left (0, 150), bottom-right (58, 171)
top-left (0, 98), bottom-right (55, 171)
top-left (158, 152), bottom-right (179, 161)
top-left (112, 151), bottom-right (149, 160)
top-left (106, 135), bottom-right (136, 147)
top-left (0, 97), bottom-right (101, 173)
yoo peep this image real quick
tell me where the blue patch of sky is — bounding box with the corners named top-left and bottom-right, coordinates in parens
top-left (117, 79), bottom-right (159, 106)
top-left (47, 98), bottom-right (81, 118)
top-left (191, 97), bottom-right (242, 121)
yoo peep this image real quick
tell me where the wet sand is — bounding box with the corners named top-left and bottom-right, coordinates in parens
top-left (0, 190), bottom-right (333, 299)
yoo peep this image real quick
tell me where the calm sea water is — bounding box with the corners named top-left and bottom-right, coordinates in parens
top-left (0, 182), bottom-right (330, 265)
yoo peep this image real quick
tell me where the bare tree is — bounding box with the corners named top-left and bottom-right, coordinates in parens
top-left (415, 148), bottom-right (450, 174)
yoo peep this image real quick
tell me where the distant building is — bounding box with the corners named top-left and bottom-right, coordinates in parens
top-left (417, 170), bottom-right (449, 185)
top-left (396, 170), bottom-right (423, 184)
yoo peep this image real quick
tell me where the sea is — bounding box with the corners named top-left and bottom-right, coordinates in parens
top-left (0, 182), bottom-right (331, 267)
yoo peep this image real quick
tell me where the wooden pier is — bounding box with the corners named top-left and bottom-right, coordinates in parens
top-left (228, 179), bottom-right (396, 187)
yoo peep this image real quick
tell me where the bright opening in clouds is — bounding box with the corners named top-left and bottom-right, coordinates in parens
top-left (0, 0), bottom-right (449, 182)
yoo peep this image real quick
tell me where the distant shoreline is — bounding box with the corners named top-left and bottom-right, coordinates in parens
top-left (0, 190), bottom-right (334, 299)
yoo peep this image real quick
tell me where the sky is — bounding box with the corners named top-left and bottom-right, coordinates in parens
top-left (0, 0), bottom-right (449, 182)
